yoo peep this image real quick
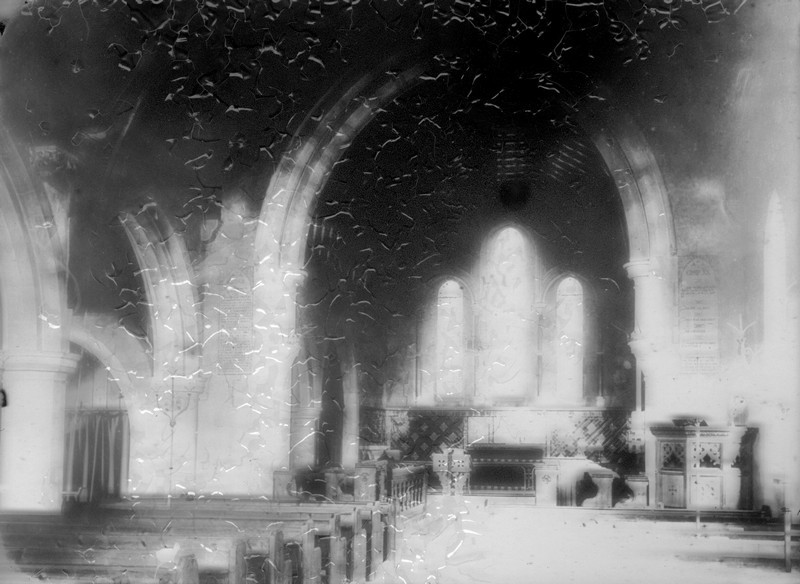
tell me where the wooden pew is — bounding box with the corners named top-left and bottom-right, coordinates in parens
top-left (327, 514), bottom-right (347, 584)
top-left (715, 509), bottom-right (800, 573)
top-left (301, 518), bottom-right (323, 584)
top-left (688, 508), bottom-right (799, 573)
top-left (1, 500), bottom-right (395, 584)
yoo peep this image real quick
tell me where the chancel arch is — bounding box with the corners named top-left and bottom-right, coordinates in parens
top-left (256, 56), bottom-right (676, 490)
top-left (254, 61), bottom-right (426, 475)
top-left (578, 108), bottom-right (677, 419)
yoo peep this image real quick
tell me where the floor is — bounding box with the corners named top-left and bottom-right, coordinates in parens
top-left (377, 496), bottom-right (799, 584)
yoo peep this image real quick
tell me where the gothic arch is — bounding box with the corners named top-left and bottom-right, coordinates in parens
top-left (119, 207), bottom-right (201, 384)
top-left (0, 128), bottom-right (77, 509)
top-left (254, 56), bottom-right (677, 471)
top-left (0, 130), bottom-right (70, 357)
top-left (579, 111), bottom-right (676, 264)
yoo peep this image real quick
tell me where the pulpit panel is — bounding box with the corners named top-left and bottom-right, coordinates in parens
top-left (660, 473), bottom-right (685, 508)
top-left (651, 425), bottom-right (757, 511)
top-left (693, 475), bottom-right (722, 509)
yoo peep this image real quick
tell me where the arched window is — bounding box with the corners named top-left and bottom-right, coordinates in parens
top-left (435, 280), bottom-right (465, 401)
top-left (539, 274), bottom-right (595, 405)
top-left (555, 277), bottom-right (585, 403)
top-left (478, 227), bottom-right (538, 403)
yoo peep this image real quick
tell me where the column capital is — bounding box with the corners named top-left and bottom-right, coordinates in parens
top-left (2, 350), bottom-right (79, 375)
top-left (624, 258), bottom-right (652, 279)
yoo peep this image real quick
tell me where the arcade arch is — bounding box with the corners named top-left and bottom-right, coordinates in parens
top-left (0, 132), bottom-right (78, 510)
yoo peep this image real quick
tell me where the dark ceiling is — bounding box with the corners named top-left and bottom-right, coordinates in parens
top-left (0, 0), bottom-right (746, 331)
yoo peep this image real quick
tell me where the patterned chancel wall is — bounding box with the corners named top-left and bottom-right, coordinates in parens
top-left (391, 411), bottom-right (468, 461)
top-left (367, 408), bottom-right (633, 466)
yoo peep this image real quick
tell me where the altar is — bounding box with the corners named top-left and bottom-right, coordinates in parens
top-left (466, 443), bottom-right (544, 494)
top-left (372, 406), bottom-right (635, 503)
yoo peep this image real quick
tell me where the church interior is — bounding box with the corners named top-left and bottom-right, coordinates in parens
top-left (0, 0), bottom-right (798, 582)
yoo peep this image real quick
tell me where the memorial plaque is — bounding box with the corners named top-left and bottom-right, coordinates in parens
top-left (679, 257), bottom-right (719, 373)
top-left (218, 268), bottom-right (254, 375)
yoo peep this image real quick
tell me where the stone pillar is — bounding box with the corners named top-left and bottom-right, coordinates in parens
top-left (0, 351), bottom-right (79, 511)
top-left (288, 349), bottom-right (321, 472)
top-left (624, 258), bottom-right (677, 412)
top-left (625, 259), bottom-right (664, 355)
top-left (340, 345), bottom-right (360, 470)
top-left (625, 258), bottom-right (677, 506)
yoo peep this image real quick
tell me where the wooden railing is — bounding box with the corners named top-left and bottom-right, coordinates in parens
top-left (389, 464), bottom-right (428, 512)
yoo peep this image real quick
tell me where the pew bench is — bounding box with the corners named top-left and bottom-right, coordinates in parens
top-left (2, 498), bottom-right (401, 584)
top-left (720, 509), bottom-right (800, 573)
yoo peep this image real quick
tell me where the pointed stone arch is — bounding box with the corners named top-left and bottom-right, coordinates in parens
top-left (254, 58), bottom-right (676, 485)
top-left (119, 206), bottom-right (201, 384)
top-left (0, 133), bottom-right (70, 356)
top-left (0, 130), bottom-right (77, 509)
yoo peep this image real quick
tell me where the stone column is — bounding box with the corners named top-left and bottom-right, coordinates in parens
top-left (340, 345), bottom-right (360, 470)
top-left (289, 351), bottom-right (322, 471)
top-left (625, 259), bottom-right (661, 356)
top-left (624, 258), bottom-right (677, 412)
top-left (625, 258), bottom-right (677, 507)
top-left (0, 351), bottom-right (79, 511)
